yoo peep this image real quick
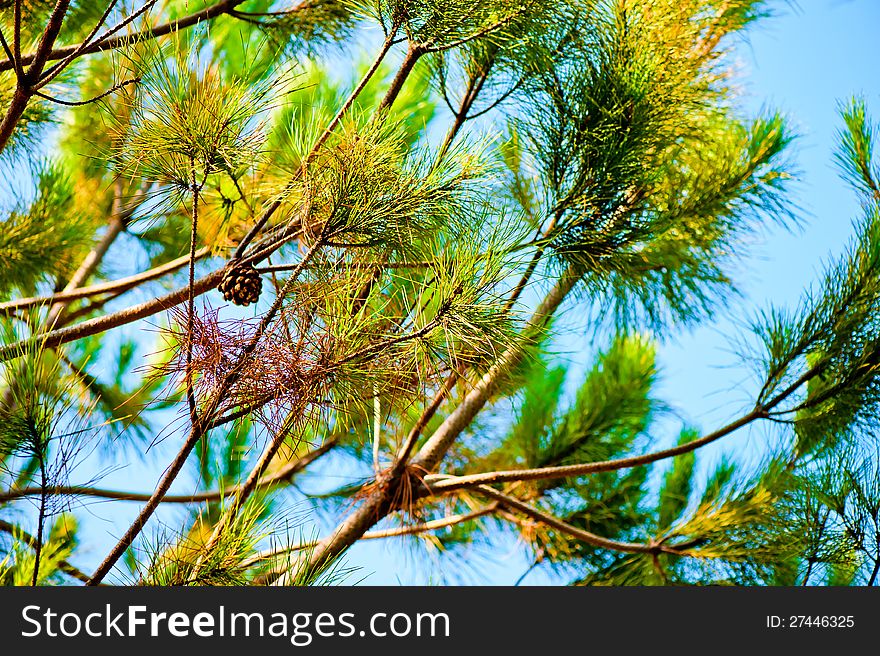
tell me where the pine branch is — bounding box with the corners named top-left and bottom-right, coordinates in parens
top-left (198, 257), bottom-right (454, 555)
top-left (255, 261), bottom-right (433, 274)
top-left (0, 220), bottom-right (305, 361)
top-left (474, 486), bottom-right (681, 556)
top-left (33, 0), bottom-right (124, 89)
top-left (185, 161), bottom-right (204, 428)
top-left (868, 536), bottom-right (880, 586)
top-left (265, 487), bottom-right (680, 587)
top-left (391, 51), bottom-right (515, 468)
top-left (419, 409), bottom-right (765, 496)
top-left (87, 223), bottom-right (325, 585)
top-left (421, 4), bottom-right (530, 54)
top-left (435, 50), bottom-right (496, 169)
top-left (393, 210), bottom-right (563, 470)
top-left (21, 0), bottom-right (71, 77)
top-left (374, 44), bottom-right (424, 116)
top-left (233, 23), bottom-right (400, 258)
top-left (0, 27), bottom-right (15, 66)
top-left (416, 353), bottom-right (835, 499)
top-left (411, 266), bottom-right (580, 473)
top-left (191, 34), bottom-right (463, 551)
top-left (289, 265), bottom-right (581, 581)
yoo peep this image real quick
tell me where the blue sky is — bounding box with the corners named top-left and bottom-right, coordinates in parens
top-left (5, 0), bottom-right (879, 586)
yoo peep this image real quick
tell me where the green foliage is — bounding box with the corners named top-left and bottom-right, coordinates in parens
top-left (507, 0), bottom-right (795, 329)
top-left (139, 497), bottom-right (271, 586)
top-left (0, 320), bottom-right (65, 462)
top-left (657, 430), bottom-right (697, 531)
top-left (374, 0), bottom-right (539, 48)
top-left (1, 0), bottom-right (878, 589)
top-left (57, 52), bottom-right (134, 180)
top-left (835, 97), bottom-right (880, 200)
top-left (0, 162), bottom-right (94, 296)
top-left (0, 514), bottom-right (79, 586)
top-left (265, 56), bottom-right (437, 179)
top-left (507, 364), bottom-right (567, 467)
top-left (792, 447), bottom-right (880, 585)
top-left (305, 119), bottom-right (482, 248)
top-left (542, 334), bottom-right (657, 470)
top-left (109, 35), bottom-right (283, 196)
top-left (236, 0), bottom-right (362, 57)
top-left (660, 463), bottom-right (802, 584)
top-left (467, 333), bottom-right (658, 477)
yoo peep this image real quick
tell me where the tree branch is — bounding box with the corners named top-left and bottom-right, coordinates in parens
top-left (0, 0), bottom-right (249, 73)
top-left (418, 408), bottom-right (765, 496)
top-left (0, 247), bottom-right (212, 316)
top-left (33, 76), bottom-right (140, 106)
top-left (0, 0), bottom-right (71, 152)
top-left (474, 486), bottom-right (682, 556)
top-left (86, 224), bottom-right (324, 585)
top-left (233, 23), bottom-right (400, 258)
top-left (0, 438), bottom-right (337, 505)
top-left (255, 505), bottom-right (497, 572)
top-left (0, 268), bottom-right (226, 363)
top-left (287, 266), bottom-right (582, 581)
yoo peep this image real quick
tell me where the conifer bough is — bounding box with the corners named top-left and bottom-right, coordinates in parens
top-left (1, 0), bottom-right (880, 588)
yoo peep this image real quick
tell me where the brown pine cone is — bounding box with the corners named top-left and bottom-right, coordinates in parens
top-left (218, 261), bottom-right (262, 306)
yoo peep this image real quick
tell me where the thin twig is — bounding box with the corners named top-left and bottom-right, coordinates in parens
top-left (253, 505), bottom-right (497, 571)
top-left (33, 76), bottom-right (140, 106)
top-left (255, 261), bottom-right (433, 274)
top-left (422, 5), bottom-right (530, 54)
top-left (31, 449), bottom-right (47, 586)
top-left (34, 0), bottom-right (123, 88)
top-left (185, 160), bottom-right (203, 427)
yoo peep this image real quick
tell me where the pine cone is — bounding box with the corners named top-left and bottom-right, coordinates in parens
top-left (218, 262), bottom-right (262, 306)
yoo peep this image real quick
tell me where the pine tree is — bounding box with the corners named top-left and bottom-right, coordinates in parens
top-left (0, 0), bottom-right (878, 587)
